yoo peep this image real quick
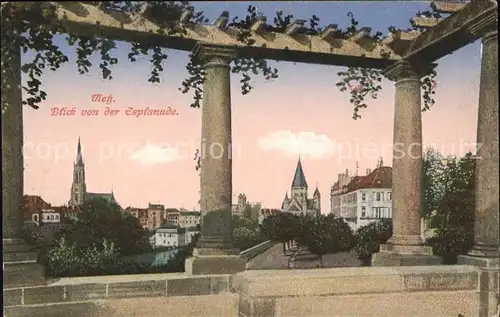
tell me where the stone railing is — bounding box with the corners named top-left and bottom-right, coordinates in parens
top-left (3, 273), bottom-right (238, 317)
top-left (234, 265), bottom-right (497, 317)
top-left (240, 240), bottom-right (276, 261)
top-left (3, 264), bottom-right (498, 317)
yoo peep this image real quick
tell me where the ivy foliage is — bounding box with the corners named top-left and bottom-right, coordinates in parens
top-left (2, 2), bottom-right (445, 171)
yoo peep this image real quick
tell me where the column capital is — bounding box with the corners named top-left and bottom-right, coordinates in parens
top-left (383, 60), bottom-right (436, 82)
top-left (483, 29), bottom-right (498, 44)
top-left (192, 42), bottom-right (236, 68)
top-left (467, 7), bottom-right (498, 38)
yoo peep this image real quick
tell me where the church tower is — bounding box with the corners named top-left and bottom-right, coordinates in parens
top-left (69, 137), bottom-right (87, 206)
top-left (291, 158), bottom-right (308, 200)
top-left (313, 185), bottom-right (321, 216)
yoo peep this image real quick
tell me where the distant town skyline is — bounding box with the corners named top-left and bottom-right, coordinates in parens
top-left (23, 2), bottom-right (481, 212)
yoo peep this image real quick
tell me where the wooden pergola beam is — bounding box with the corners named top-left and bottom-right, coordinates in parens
top-left (350, 27), bottom-right (372, 43)
top-left (410, 16), bottom-right (442, 29)
top-left (286, 19), bottom-right (306, 36)
top-left (320, 24), bottom-right (338, 42)
top-left (52, 2), bottom-right (400, 68)
top-left (404, 0), bottom-right (497, 61)
top-left (180, 6), bottom-right (194, 24)
top-left (431, 1), bottom-right (467, 14)
top-left (250, 17), bottom-right (266, 33)
top-left (382, 30), bottom-right (421, 46)
top-left (214, 11), bottom-right (229, 29)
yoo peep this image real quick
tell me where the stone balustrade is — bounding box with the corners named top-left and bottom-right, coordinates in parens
top-left (4, 265), bottom-right (498, 317)
top-left (240, 241), bottom-right (276, 261)
top-left (234, 265), bottom-right (497, 317)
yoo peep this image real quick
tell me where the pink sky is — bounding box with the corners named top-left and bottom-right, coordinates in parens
top-left (22, 8), bottom-right (482, 213)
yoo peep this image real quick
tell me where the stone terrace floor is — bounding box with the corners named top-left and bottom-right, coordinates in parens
top-left (247, 243), bottom-right (362, 270)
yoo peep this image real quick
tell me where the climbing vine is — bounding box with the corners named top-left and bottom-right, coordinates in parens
top-left (334, 11), bottom-right (440, 119)
top-left (1, 2), bottom-right (444, 171)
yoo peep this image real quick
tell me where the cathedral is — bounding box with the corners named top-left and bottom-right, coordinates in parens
top-left (281, 158), bottom-right (321, 217)
top-left (68, 138), bottom-right (118, 207)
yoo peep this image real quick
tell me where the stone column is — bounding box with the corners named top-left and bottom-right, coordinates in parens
top-left (372, 60), bottom-right (441, 266)
top-left (458, 28), bottom-right (499, 317)
top-left (470, 29), bottom-right (499, 259)
top-left (185, 43), bottom-right (245, 275)
top-left (2, 31), bottom-right (45, 286)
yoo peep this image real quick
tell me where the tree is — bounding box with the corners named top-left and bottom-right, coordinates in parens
top-left (295, 213), bottom-right (315, 247)
top-left (261, 212), bottom-right (298, 254)
top-left (56, 197), bottom-right (152, 256)
top-left (301, 214), bottom-right (356, 267)
top-left (426, 152), bottom-right (476, 264)
top-left (354, 218), bottom-right (392, 265)
top-left (231, 214), bottom-right (267, 251)
top-left (422, 148), bottom-right (448, 218)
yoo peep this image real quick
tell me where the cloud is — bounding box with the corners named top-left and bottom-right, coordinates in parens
top-left (257, 131), bottom-right (336, 159)
top-left (130, 144), bottom-right (182, 165)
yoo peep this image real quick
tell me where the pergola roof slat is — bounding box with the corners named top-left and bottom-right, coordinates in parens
top-left (180, 6), bottom-right (194, 24)
top-left (404, 0), bottom-right (497, 61)
top-left (320, 24), bottom-right (338, 41)
top-left (250, 18), bottom-right (267, 33)
top-left (410, 16), bottom-right (443, 28)
top-left (52, 2), bottom-right (399, 68)
top-left (431, 1), bottom-right (467, 14)
top-left (285, 19), bottom-right (307, 36)
top-left (214, 11), bottom-right (229, 29)
top-left (351, 27), bottom-right (372, 43)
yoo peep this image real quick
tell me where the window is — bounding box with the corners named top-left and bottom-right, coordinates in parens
top-left (361, 207), bottom-right (366, 218)
top-left (362, 193), bottom-right (366, 201)
top-left (33, 214), bottom-right (39, 222)
top-left (388, 192), bottom-right (392, 201)
top-left (376, 192), bottom-right (381, 201)
top-left (375, 208), bottom-right (382, 218)
top-left (381, 192), bottom-right (385, 201)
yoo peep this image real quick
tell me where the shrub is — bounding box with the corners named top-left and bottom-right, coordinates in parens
top-left (302, 215), bottom-right (356, 267)
top-left (233, 226), bottom-right (261, 251)
top-left (355, 219), bottom-right (393, 264)
top-left (45, 237), bottom-right (118, 277)
top-left (427, 225), bottom-right (473, 264)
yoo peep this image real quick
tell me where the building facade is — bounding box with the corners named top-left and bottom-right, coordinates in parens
top-left (178, 210), bottom-right (201, 228)
top-left (231, 193), bottom-right (249, 215)
top-left (258, 208), bottom-right (281, 224)
top-left (23, 195), bottom-right (81, 225)
top-left (151, 225), bottom-right (186, 248)
top-left (281, 158), bottom-right (321, 217)
top-left (68, 138), bottom-right (118, 207)
top-left (330, 160), bottom-right (393, 231)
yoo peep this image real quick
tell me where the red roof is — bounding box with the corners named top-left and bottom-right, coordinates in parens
top-left (343, 166), bottom-right (392, 194)
top-left (22, 195), bottom-right (82, 219)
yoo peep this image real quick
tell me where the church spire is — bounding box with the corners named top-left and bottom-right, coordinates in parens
top-left (76, 137), bottom-right (83, 164)
top-left (291, 157), bottom-right (308, 188)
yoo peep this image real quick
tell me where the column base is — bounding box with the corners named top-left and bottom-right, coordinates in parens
top-left (186, 248), bottom-right (246, 275)
top-left (3, 238), bottom-right (46, 287)
top-left (458, 254), bottom-right (499, 317)
top-left (466, 244), bottom-right (500, 258)
top-left (372, 243), bottom-right (442, 267)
